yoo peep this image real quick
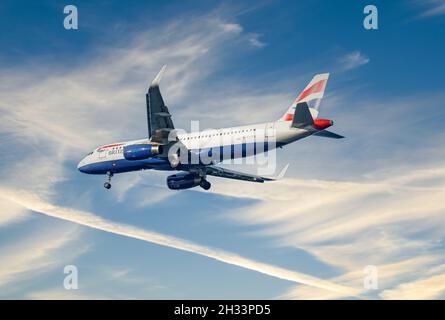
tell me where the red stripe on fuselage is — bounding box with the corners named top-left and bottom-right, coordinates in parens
top-left (98, 143), bottom-right (124, 150)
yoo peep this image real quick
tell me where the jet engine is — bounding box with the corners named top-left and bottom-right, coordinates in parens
top-left (123, 144), bottom-right (161, 160)
top-left (166, 172), bottom-right (211, 190)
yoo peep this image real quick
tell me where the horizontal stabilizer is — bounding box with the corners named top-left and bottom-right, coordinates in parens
top-left (313, 130), bottom-right (345, 139)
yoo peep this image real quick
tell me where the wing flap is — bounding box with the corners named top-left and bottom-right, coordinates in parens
top-left (204, 165), bottom-right (288, 183)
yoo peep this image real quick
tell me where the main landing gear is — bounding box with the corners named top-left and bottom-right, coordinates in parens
top-left (193, 168), bottom-right (211, 191)
top-left (104, 172), bottom-right (113, 189)
top-left (199, 179), bottom-right (212, 190)
top-left (199, 179), bottom-right (211, 190)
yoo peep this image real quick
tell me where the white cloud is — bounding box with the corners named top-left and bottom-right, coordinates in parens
top-left (112, 170), bottom-right (172, 206)
top-left (203, 90), bottom-right (445, 299)
top-left (340, 51), bottom-right (369, 70)
top-left (0, 8), bottom-right (443, 300)
top-left (248, 34), bottom-right (267, 48)
top-left (0, 224), bottom-right (86, 288)
top-left (219, 23), bottom-right (266, 48)
top-left (380, 265), bottom-right (445, 299)
top-left (416, 0), bottom-right (445, 17)
top-left (27, 267), bottom-right (166, 299)
top-left (0, 15), bottom-right (254, 161)
top-left (105, 267), bottom-right (167, 289)
top-left (282, 255), bottom-right (441, 299)
top-left (0, 187), bottom-right (359, 296)
top-left (0, 11), bottom-right (291, 224)
top-left (0, 13), bottom-right (301, 297)
top-left (0, 13), bottom-right (263, 227)
top-left (27, 288), bottom-right (107, 300)
top-left (210, 161), bottom-right (445, 299)
top-left (0, 199), bottom-right (28, 227)
top-left (220, 23), bottom-right (243, 34)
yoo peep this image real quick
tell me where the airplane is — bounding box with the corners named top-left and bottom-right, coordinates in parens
top-left (77, 66), bottom-right (343, 191)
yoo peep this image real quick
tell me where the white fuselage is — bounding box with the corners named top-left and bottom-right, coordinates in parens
top-left (77, 120), bottom-right (313, 175)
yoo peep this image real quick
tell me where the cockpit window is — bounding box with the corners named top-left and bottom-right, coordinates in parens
top-left (87, 151), bottom-right (93, 156)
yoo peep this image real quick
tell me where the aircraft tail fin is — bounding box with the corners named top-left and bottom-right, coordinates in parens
top-left (280, 73), bottom-right (329, 121)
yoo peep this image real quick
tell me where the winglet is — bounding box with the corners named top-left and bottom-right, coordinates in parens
top-left (276, 163), bottom-right (289, 179)
top-left (263, 163), bottom-right (290, 181)
top-left (150, 65), bottom-right (167, 88)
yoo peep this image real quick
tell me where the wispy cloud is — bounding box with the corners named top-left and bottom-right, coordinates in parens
top-left (26, 288), bottom-right (107, 300)
top-left (0, 13), bottom-right (265, 212)
top-left (26, 266), bottom-right (166, 299)
top-left (0, 187), bottom-right (359, 296)
top-left (282, 256), bottom-right (441, 299)
top-left (339, 51), bottom-right (369, 70)
top-left (0, 199), bottom-right (28, 227)
top-left (219, 22), bottom-right (266, 48)
top-left (0, 13), bottom-right (304, 298)
top-left (220, 23), bottom-right (243, 34)
top-left (380, 265), bottom-right (445, 299)
top-left (248, 33), bottom-right (267, 48)
top-left (207, 90), bottom-right (445, 299)
top-left (1, 6), bottom-right (443, 299)
top-left (415, 0), bottom-right (445, 17)
top-left (212, 161), bottom-right (445, 299)
top-left (0, 224), bottom-right (86, 289)
top-left (0, 11), bottom-right (291, 216)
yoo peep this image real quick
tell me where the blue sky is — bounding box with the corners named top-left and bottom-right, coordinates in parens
top-left (0, 0), bottom-right (445, 299)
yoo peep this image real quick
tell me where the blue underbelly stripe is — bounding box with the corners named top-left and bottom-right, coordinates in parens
top-left (78, 157), bottom-right (169, 174)
top-left (79, 141), bottom-right (286, 174)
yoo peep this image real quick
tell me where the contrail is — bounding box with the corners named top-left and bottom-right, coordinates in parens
top-left (0, 188), bottom-right (359, 296)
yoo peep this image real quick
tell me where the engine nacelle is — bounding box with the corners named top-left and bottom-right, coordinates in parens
top-left (123, 144), bottom-right (161, 161)
top-left (167, 172), bottom-right (202, 190)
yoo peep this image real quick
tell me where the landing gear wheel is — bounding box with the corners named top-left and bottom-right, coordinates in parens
top-left (199, 179), bottom-right (211, 190)
top-left (104, 171), bottom-right (113, 189)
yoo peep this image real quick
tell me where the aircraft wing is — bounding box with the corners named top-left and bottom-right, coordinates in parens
top-left (204, 164), bottom-right (289, 183)
top-left (146, 65), bottom-right (175, 142)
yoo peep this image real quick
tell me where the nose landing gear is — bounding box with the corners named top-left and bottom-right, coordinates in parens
top-left (104, 172), bottom-right (113, 189)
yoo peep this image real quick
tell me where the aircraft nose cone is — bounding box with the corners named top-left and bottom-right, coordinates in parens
top-left (77, 158), bottom-right (87, 173)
